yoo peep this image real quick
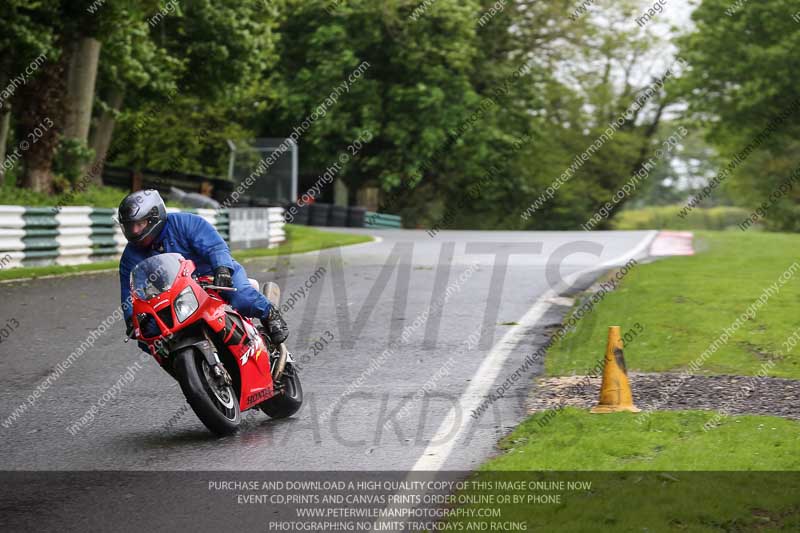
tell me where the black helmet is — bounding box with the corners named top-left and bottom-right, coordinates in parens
top-left (118, 190), bottom-right (167, 248)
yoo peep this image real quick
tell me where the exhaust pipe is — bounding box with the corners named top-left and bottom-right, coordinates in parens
top-left (272, 343), bottom-right (289, 382)
top-left (262, 282), bottom-right (289, 382)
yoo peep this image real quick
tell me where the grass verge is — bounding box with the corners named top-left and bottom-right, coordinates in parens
top-left (612, 204), bottom-right (750, 230)
top-left (0, 225), bottom-right (373, 282)
top-left (487, 407), bottom-right (799, 471)
top-left (445, 408), bottom-right (800, 531)
top-left (0, 183), bottom-right (131, 208)
top-left (445, 232), bottom-right (800, 531)
top-left (233, 224), bottom-right (372, 261)
top-left (547, 231), bottom-right (800, 379)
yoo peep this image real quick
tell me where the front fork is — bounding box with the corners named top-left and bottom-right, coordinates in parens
top-left (200, 331), bottom-right (233, 387)
top-left (165, 330), bottom-right (233, 388)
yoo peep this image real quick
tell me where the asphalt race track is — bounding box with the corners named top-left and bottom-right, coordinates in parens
top-left (0, 229), bottom-right (655, 530)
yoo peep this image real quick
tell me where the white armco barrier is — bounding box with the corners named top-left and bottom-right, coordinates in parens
top-left (267, 207), bottom-right (286, 247)
top-left (228, 207), bottom-right (286, 251)
top-left (56, 208), bottom-right (96, 265)
top-left (0, 205), bottom-right (235, 269)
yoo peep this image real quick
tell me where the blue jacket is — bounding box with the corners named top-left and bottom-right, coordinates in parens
top-left (119, 212), bottom-right (235, 322)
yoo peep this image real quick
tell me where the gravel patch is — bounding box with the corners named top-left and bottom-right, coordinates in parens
top-left (528, 372), bottom-right (800, 420)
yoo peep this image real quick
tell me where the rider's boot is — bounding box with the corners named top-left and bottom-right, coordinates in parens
top-left (261, 307), bottom-right (289, 345)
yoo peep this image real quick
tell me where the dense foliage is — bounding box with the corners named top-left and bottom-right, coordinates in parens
top-left (1, 1), bottom-right (797, 230)
top-left (677, 0), bottom-right (800, 231)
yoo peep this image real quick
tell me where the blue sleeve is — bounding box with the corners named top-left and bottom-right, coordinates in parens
top-left (119, 247), bottom-right (138, 323)
top-left (185, 214), bottom-right (234, 271)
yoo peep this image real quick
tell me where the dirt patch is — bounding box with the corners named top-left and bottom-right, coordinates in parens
top-left (736, 340), bottom-right (783, 362)
top-left (528, 372), bottom-right (800, 420)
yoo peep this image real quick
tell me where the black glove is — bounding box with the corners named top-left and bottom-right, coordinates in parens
top-left (214, 266), bottom-right (233, 288)
top-left (126, 320), bottom-right (136, 339)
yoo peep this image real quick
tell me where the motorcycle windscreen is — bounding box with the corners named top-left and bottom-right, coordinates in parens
top-left (130, 253), bottom-right (183, 300)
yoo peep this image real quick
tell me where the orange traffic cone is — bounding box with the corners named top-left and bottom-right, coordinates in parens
top-left (590, 326), bottom-right (640, 413)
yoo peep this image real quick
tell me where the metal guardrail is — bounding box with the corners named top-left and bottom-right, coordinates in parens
top-left (0, 206), bottom-right (230, 269)
top-left (266, 207), bottom-right (286, 246)
top-left (286, 203), bottom-right (401, 229)
top-left (228, 207), bottom-right (286, 250)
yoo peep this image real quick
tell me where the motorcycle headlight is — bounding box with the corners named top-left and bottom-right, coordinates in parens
top-left (174, 286), bottom-right (199, 323)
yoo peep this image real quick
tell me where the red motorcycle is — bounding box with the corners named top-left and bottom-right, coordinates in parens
top-left (128, 253), bottom-right (302, 435)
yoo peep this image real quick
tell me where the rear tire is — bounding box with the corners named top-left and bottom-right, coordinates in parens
top-left (173, 347), bottom-right (241, 436)
top-left (260, 362), bottom-right (303, 419)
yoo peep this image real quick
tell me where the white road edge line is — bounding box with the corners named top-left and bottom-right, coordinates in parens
top-left (411, 230), bottom-right (658, 471)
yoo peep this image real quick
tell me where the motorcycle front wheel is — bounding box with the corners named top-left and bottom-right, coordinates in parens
top-left (173, 347), bottom-right (241, 436)
top-left (260, 362), bottom-right (303, 419)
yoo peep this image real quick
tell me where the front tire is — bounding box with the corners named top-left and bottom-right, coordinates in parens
top-left (173, 347), bottom-right (241, 436)
top-left (260, 362), bottom-right (303, 419)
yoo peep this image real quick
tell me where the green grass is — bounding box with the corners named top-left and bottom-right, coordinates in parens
top-left (0, 225), bottom-right (372, 281)
top-left (0, 260), bottom-right (120, 281)
top-left (445, 232), bottom-right (800, 530)
top-left (547, 231), bottom-right (800, 379)
top-left (612, 205), bottom-right (751, 230)
top-left (233, 224), bottom-right (372, 261)
top-left (487, 408), bottom-right (799, 471)
top-left (0, 182), bottom-right (194, 209)
top-left (445, 408), bottom-right (800, 531)
top-left (0, 183), bottom-right (134, 208)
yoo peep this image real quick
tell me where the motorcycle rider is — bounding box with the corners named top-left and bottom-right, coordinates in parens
top-left (117, 190), bottom-right (289, 345)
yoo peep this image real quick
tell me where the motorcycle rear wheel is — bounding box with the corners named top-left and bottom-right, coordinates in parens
top-left (173, 347), bottom-right (241, 436)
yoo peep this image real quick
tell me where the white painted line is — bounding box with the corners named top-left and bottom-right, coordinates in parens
top-left (411, 230), bottom-right (657, 471)
top-left (342, 235), bottom-right (383, 250)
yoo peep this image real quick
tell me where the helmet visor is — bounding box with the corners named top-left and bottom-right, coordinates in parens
top-left (119, 205), bottom-right (162, 244)
top-left (122, 219), bottom-right (151, 241)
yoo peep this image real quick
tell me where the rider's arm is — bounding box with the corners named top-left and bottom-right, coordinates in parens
top-left (119, 247), bottom-right (137, 323)
top-left (183, 213), bottom-right (235, 271)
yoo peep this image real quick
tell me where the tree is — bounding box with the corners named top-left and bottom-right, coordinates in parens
top-left (3, 1), bottom-right (162, 191)
top-left (677, 0), bottom-right (800, 229)
top-left (259, 0), bottom-right (484, 197)
top-left (107, 0), bottom-right (278, 177)
top-left (248, 0), bottom-right (680, 229)
top-left (60, 0), bottom-right (167, 183)
top-left (0, 0), bottom-right (59, 187)
top-left (521, 0), bottom-right (680, 229)
top-left (89, 3), bottom-right (179, 180)
top-left (627, 126), bottom-right (718, 208)
top-left (258, 0), bottom-right (567, 227)
top-left (678, 0), bottom-right (800, 145)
